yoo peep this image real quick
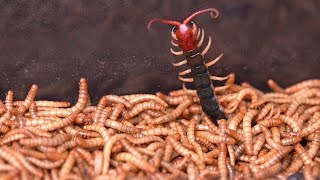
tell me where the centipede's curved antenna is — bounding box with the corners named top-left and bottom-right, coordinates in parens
top-left (147, 19), bottom-right (181, 31)
top-left (183, 8), bottom-right (219, 25)
top-left (147, 8), bottom-right (220, 31)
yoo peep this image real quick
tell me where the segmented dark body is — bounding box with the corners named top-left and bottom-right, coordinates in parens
top-left (184, 47), bottom-right (227, 122)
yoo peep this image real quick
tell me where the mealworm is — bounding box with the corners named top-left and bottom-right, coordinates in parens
top-left (102, 134), bottom-right (128, 174)
top-left (294, 143), bottom-right (313, 166)
top-left (75, 137), bottom-right (104, 149)
top-left (285, 79), bottom-right (320, 94)
top-left (218, 142), bottom-right (228, 180)
top-left (253, 134), bottom-right (265, 156)
top-left (17, 84), bottom-right (38, 115)
top-left (109, 103), bottom-right (124, 120)
top-left (252, 119), bottom-right (282, 136)
top-left (2, 146), bottom-right (43, 177)
top-left (20, 133), bottom-right (71, 147)
top-left (140, 127), bottom-right (175, 136)
top-left (202, 115), bottom-right (221, 134)
top-left (196, 131), bottom-right (235, 145)
top-left (267, 79), bottom-right (284, 93)
top-left (74, 151), bottom-right (94, 179)
top-left (256, 103), bottom-right (274, 120)
top-left (163, 144), bottom-right (174, 162)
top-left (82, 124), bottom-right (110, 142)
top-left (60, 150), bottom-right (76, 178)
top-left (156, 92), bottom-right (191, 105)
top-left (173, 154), bottom-right (191, 170)
top-left (26, 157), bottom-right (64, 169)
top-left (123, 102), bottom-right (165, 119)
top-left (37, 113), bottom-right (77, 131)
top-left (75, 147), bottom-right (94, 167)
top-left (0, 147), bottom-right (22, 170)
top-left (259, 125), bottom-right (282, 151)
top-left (126, 134), bottom-right (164, 144)
top-left (104, 95), bottom-right (132, 108)
top-left (187, 162), bottom-right (199, 180)
top-left (125, 94), bottom-right (168, 107)
top-left (166, 135), bottom-right (205, 171)
top-left (226, 88), bottom-right (258, 112)
top-left (115, 152), bottom-right (157, 174)
top-left (254, 162), bottom-right (282, 179)
top-left (227, 102), bottom-right (247, 131)
top-left (104, 119), bottom-right (140, 134)
top-left (242, 109), bottom-right (258, 156)
top-left (150, 98), bottom-right (193, 124)
top-left (92, 97), bottom-right (108, 124)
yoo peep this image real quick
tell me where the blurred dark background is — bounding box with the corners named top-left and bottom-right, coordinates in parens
top-left (0, 0), bottom-right (319, 103)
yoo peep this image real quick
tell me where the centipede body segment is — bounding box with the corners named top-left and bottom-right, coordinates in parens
top-left (148, 8), bottom-right (228, 124)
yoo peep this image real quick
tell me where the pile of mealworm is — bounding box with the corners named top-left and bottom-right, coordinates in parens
top-left (0, 74), bottom-right (320, 180)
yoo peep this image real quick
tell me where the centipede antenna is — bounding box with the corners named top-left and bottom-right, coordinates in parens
top-left (147, 18), bottom-right (181, 31)
top-left (183, 8), bottom-right (219, 25)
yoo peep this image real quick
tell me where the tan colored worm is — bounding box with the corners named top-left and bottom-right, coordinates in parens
top-left (124, 94), bottom-right (168, 107)
top-left (37, 113), bottom-right (77, 131)
top-left (20, 133), bottom-right (71, 147)
top-left (59, 150), bottom-right (76, 178)
top-left (150, 98), bottom-right (193, 124)
top-left (123, 101), bottom-right (165, 119)
top-left (115, 152), bottom-right (157, 173)
top-left (196, 131), bottom-right (235, 145)
top-left (26, 157), bottom-right (64, 169)
top-left (285, 79), bottom-right (320, 94)
top-left (2, 146), bottom-right (43, 177)
top-left (17, 84), bottom-right (38, 115)
top-left (102, 134), bottom-right (128, 174)
top-left (267, 79), bottom-right (284, 93)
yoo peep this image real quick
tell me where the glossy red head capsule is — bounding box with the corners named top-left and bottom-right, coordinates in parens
top-left (148, 8), bottom-right (219, 51)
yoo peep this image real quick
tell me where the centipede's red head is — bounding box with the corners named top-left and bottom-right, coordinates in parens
top-left (148, 8), bottom-right (219, 51)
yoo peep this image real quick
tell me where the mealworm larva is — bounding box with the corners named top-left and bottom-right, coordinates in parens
top-left (259, 125), bottom-right (282, 151)
top-left (285, 79), bottom-right (320, 94)
top-left (109, 103), bottom-right (124, 121)
top-left (156, 92), bottom-right (191, 105)
top-left (202, 115), bottom-right (221, 134)
top-left (5, 91), bottom-right (13, 112)
top-left (241, 82), bottom-right (264, 96)
top-left (0, 147), bottom-right (22, 170)
top-left (104, 119), bottom-right (140, 133)
top-left (218, 142), bottom-right (228, 180)
top-left (150, 98), bottom-right (193, 124)
top-left (163, 144), bottom-right (174, 162)
top-left (254, 162), bottom-right (282, 179)
top-left (253, 134), bottom-right (265, 156)
top-left (20, 133), bottom-right (71, 147)
top-left (267, 79), bottom-right (284, 93)
top-left (14, 101), bottom-right (71, 108)
top-left (26, 157), bottom-right (64, 169)
top-left (227, 101), bottom-right (247, 131)
top-left (173, 154), bottom-right (191, 170)
top-left (74, 151), bottom-right (94, 179)
top-left (37, 113), bottom-right (77, 131)
top-left (196, 136), bottom-right (216, 150)
top-left (126, 134), bottom-right (164, 144)
top-left (92, 97), bottom-right (108, 124)
top-left (56, 140), bottom-right (77, 153)
top-left (295, 143), bottom-right (313, 166)
top-left (125, 94), bottom-right (168, 107)
top-left (297, 112), bottom-right (320, 137)
top-left (83, 124), bottom-right (110, 142)
top-left (104, 95), bottom-right (133, 108)
top-left (115, 152), bottom-right (157, 173)
top-left (257, 146), bottom-right (293, 169)
top-left (102, 134), bottom-right (128, 174)
top-left (187, 162), bottom-right (199, 180)
top-left (223, 129), bottom-right (245, 142)
top-left (0, 124), bottom-right (10, 133)
top-left (251, 118), bottom-right (282, 135)
top-left (243, 109), bottom-right (258, 156)
top-left (196, 131), bottom-right (235, 145)
top-left (2, 146), bottom-right (43, 177)
top-left (69, 78), bottom-right (88, 114)
top-left (256, 103), bottom-right (274, 120)
top-left (166, 135), bottom-right (205, 171)
top-left (226, 88), bottom-right (258, 112)
top-left (93, 150), bottom-right (103, 176)
top-left (140, 127), bottom-right (175, 136)
top-left (75, 147), bottom-right (94, 167)
top-left (123, 102), bottom-right (165, 119)
top-left (120, 139), bottom-right (144, 159)
top-left (75, 137), bottom-right (104, 148)
top-left (17, 84), bottom-right (38, 115)
top-left (146, 142), bottom-right (166, 151)
top-left (60, 150), bottom-right (76, 178)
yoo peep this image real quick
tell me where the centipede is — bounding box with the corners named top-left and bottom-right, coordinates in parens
top-left (148, 8), bottom-right (228, 124)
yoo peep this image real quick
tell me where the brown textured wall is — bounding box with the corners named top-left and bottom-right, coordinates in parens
top-left (0, 0), bottom-right (319, 103)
